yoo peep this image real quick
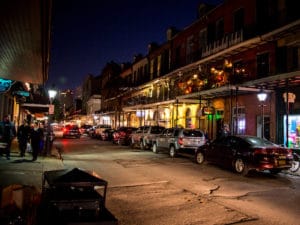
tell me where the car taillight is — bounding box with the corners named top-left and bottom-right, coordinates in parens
top-left (63, 128), bottom-right (68, 132)
top-left (178, 137), bottom-right (183, 145)
top-left (286, 148), bottom-right (293, 157)
top-left (253, 148), bottom-right (268, 155)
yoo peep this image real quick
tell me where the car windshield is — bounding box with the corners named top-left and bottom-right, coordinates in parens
top-left (243, 136), bottom-right (277, 147)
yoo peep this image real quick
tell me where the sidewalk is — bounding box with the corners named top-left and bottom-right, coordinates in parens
top-left (0, 139), bottom-right (65, 191)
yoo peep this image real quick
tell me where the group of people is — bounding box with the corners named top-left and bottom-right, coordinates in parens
top-left (0, 115), bottom-right (45, 161)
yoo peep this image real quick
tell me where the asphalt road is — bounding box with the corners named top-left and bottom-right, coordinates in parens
top-left (1, 136), bottom-right (300, 225)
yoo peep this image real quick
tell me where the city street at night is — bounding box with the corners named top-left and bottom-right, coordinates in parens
top-left (2, 1), bottom-right (300, 225)
top-left (1, 136), bottom-right (299, 225)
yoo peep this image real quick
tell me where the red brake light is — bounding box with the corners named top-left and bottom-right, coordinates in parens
top-left (286, 149), bottom-right (293, 157)
top-left (253, 148), bottom-right (267, 155)
top-left (178, 137), bottom-right (183, 145)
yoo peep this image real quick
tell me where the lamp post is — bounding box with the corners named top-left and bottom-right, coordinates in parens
top-left (45, 88), bottom-right (57, 156)
top-left (257, 89), bottom-right (267, 139)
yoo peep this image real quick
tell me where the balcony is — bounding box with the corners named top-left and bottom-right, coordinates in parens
top-left (202, 30), bottom-right (244, 58)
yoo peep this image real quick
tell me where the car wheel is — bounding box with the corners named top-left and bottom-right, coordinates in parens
top-left (234, 158), bottom-right (249, 176)
top-left (169, 146), bottom-right (176, 158)
top-left (290, 160), bottom-right (300, 173)
top-left (152, 143), bottom-right (158, 153)
top-left (195, 151), bottom-right (204, 164)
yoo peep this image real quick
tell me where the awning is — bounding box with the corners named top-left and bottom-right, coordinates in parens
top-left (0, 0), bottom-right (52, 85)
top-left (241, 70), bottom-right (300, 90)
top-left (21, 103), bottom-right (50, 113)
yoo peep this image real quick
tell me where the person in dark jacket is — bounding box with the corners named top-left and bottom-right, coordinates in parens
top-left (30, 122), bottom-right (44, 161)
top-left (0, 115), bottom-right (16, 160)
top-left (17, 120), bottom-right (30, 157)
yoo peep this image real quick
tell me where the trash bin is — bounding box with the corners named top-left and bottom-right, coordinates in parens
top-left (38, 167), bottom-right (118, 225)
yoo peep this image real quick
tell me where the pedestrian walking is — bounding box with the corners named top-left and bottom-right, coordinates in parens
top-left (0, 115), bottom-right (16, 160)
top-left (17, 120), bottom-right (30, 157)
top-left (30, 122), bottom-right (44, 161)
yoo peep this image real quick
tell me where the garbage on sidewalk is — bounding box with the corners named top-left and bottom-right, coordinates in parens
top-left (0, 184), bottom-right (41, 225)
top-left (37, 167), bottom-right (118, 225)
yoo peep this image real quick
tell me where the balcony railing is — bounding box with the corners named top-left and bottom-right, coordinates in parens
top-left (202, 30), bottom-right (244, 58)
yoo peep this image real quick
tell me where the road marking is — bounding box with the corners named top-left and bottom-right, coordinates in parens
top-left (109, 180), bottom-right (169, 189)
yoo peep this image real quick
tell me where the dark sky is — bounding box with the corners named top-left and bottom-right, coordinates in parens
top-left (47, 0), bottom-right (223, 90)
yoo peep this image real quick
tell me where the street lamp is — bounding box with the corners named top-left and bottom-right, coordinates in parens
top-left (257, 89), bottom-right (267, 139)
top-left (48, 89), bottom-right (57, 103)
top-left (45, 88), bottom-right (57, 156)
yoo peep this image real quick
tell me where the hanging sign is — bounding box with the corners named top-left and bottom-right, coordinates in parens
top-left (282, 92), bottom-right (296, 103)
top-left (49, 104), bottom-right (55, 115)
top-left (202, 106), bottom-right (215, 115)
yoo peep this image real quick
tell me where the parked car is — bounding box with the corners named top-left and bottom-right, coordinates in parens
top-left (130, 125), bottom-right (165, 149)
top-left (62, 124), bottom-right (81, 138)
top-left (51, 123), bottom-right (64, 138)
top-left (101, 128), bottom-right (115, 141)
top-left (113, 127), bottom-right (138, 145)
top-left (195, 135), bottom-right (294, 176)
top-left (94, 124), bottom-right (111, 139)
top-left (88, 126), bottom-right (97, 138)
top-left (152, 128), bottom-right (207, 158)
top-left (79, 124), bottom-right (93, 135)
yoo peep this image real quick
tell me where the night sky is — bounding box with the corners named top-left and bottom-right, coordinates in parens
top-left (47, 0), bottom-right (223, 90)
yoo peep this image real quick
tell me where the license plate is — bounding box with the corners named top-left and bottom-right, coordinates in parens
top-left (185, 140), bottom-right (198, 146)
top-left (277, 159), bottom-right (286, 166)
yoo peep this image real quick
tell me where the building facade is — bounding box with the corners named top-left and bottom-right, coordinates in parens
top-left (93, 0), bottom-right (300, 147)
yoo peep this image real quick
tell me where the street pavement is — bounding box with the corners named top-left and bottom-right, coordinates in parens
top-left (1, 138), bottom-right (299, 190)
top-left (1, 138), bottom-right (300, 225)
top-left (0, 139), bottom-right (65, 190)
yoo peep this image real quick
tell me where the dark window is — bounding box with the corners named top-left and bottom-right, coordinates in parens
top-left (175, 46), bottom-right (181, 68)
top-left (292, 47), bottom-right (299, 70)
top-left (216, 18), bottom-right (224, 40)
top-left (276, 47), bottom-right (287, 73)
top-left (257, 53), bottom-right (269, 78)
top-left (234, 8), bottom-right (244, 32)
top-left (207, 23), bottom-right (216, 44)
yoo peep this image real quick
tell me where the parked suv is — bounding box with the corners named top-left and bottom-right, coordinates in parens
top-left (130, 125), bottom-right (165, 150)
top-left (152, 128), bottom-right (206, 158)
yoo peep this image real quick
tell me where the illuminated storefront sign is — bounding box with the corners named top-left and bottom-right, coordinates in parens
top-left (0, 78), bottom-right (13, 92)
top-left (202, 106), bottom-right (215, 115)
top-left (14, 90), bottom-right (30, 97)
top-left (284, 115), bottom-right (300, 148)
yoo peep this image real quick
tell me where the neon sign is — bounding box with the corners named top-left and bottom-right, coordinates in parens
top-left (0, 78), bottom-right (13, 92)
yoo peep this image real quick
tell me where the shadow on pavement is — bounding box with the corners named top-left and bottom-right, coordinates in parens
top-left (11, 159), bottom-right (40, 163)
